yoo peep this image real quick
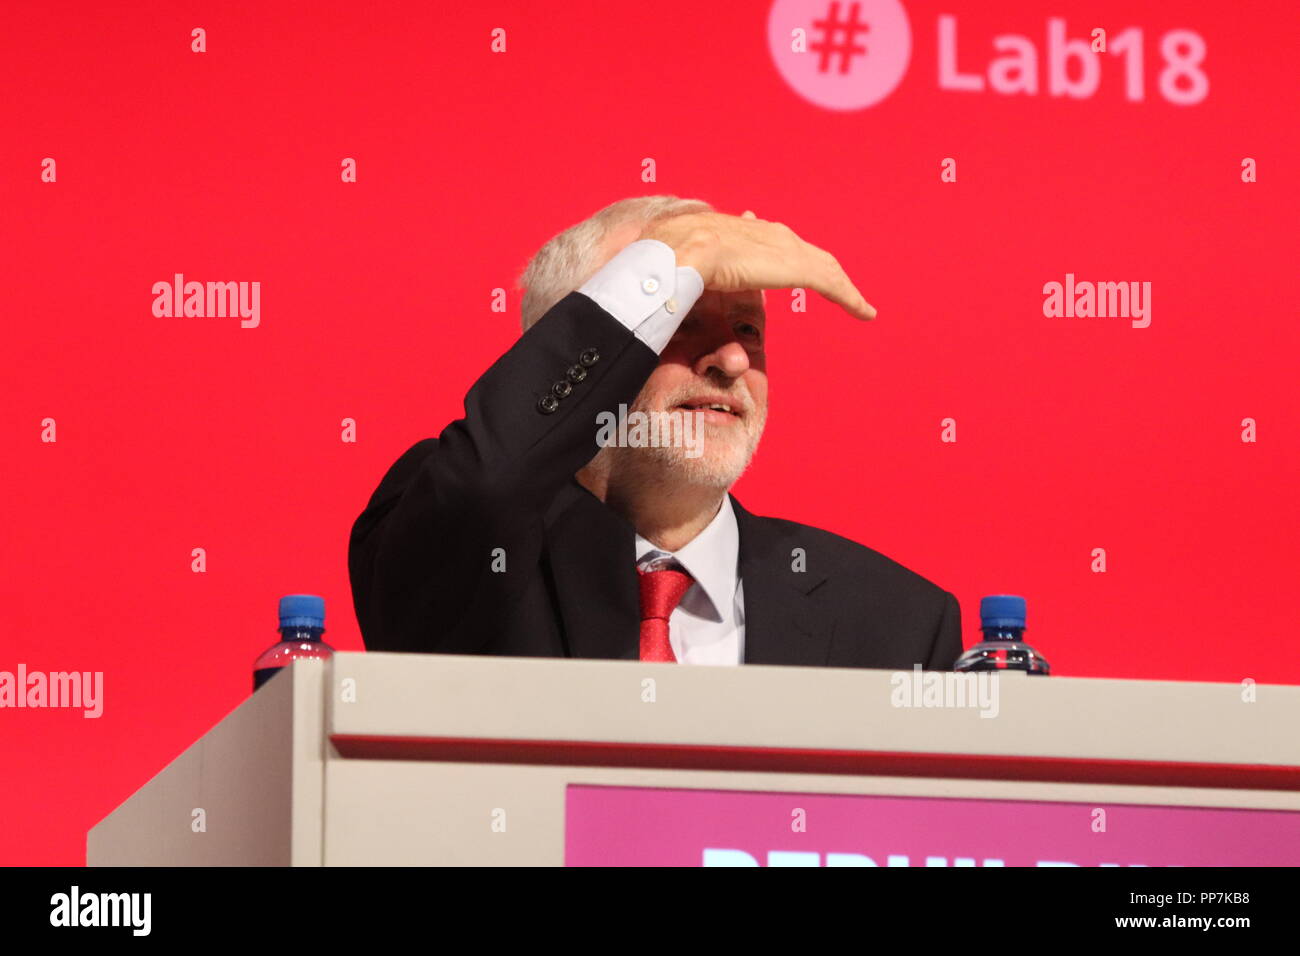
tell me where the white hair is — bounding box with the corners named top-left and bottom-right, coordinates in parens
top-left (515, 194), bottom-right (714, 332)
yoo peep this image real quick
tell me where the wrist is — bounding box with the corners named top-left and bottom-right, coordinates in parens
top-left (668, 229), bottom-right (717, 282)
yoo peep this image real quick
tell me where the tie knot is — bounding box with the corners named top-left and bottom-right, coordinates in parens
top-left (637, 567), bottom-right (694, 621)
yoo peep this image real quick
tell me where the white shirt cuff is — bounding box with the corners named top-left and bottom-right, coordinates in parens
top-left (577, 238), bottom-right (705, 354)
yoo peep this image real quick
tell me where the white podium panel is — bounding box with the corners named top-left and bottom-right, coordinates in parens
top-left (88, 653), bottom-right (1300, 866)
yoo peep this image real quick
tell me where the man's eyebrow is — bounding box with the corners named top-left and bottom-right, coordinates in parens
top-left (728, 301), bottom-right (765, 318)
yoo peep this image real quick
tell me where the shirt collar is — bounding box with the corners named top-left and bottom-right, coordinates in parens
top-left (634, 496), bottom-right (739, 620)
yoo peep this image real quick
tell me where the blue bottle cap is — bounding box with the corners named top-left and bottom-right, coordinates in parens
top-left (279, 594), bottom-right (325, 628)
top-left (980, 594), bottom-right (1026, 629)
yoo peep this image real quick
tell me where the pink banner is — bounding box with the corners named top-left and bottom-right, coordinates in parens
top-left (565, 785), bottom-right (1300, 866)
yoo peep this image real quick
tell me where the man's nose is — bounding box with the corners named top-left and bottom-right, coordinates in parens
top-left (692, 338), bottom-right (751, 380)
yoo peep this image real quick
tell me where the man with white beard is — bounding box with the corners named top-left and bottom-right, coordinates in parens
top-left (349, 197), bottom-right (961, 668)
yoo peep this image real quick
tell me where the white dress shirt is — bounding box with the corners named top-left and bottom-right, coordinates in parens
top-left (577, 238), bottom-right (705, 353)
top-left (635, 497), bottom-right (745, 665)
top-left (577, 240), bottom-right (745, 665)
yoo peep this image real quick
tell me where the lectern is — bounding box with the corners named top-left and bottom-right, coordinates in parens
top-left (88, 652), bottom-right (1300, 865)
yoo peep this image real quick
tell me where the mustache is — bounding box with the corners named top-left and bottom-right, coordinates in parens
top-left (653, 385), bottom-right (755, 417)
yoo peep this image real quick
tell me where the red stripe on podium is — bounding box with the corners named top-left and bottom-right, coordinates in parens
top-left (328, 734), bottom-right (1300, 791)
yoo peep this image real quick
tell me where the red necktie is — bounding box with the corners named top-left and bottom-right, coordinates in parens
top-left (637, 567), bottom-right (693, 662)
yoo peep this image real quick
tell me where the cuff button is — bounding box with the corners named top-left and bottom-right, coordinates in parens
top-left (552, 380), bottom-right (573, 399)
top-left (579, 348), bottom-right (600, 367)
top-left (537, 394), bottom-right (560, 414)
top-left (566, 364), bottom-right (587, 384)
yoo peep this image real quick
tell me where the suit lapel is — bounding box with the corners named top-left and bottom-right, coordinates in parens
top-left (543, 484), bottom-right (836, 666)
top-left (732, 495), bottom-right (836, 667)
top-left (544, 480), bottom-right (641, 660)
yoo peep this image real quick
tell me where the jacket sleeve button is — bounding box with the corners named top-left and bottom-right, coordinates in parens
top-left (537, 394), bottom-right (560, 414)
top-left (579, 348), bottom-right (600, 367)
top-left (551, 380), bottom-right (573, 399)
top-left (566, 364), bottom-right (588, 384)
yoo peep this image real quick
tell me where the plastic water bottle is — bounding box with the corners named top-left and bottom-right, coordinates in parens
top-left (954, 594), bottom-right (1050, 674)
top-left (253, 594), bottom-right (334, 692)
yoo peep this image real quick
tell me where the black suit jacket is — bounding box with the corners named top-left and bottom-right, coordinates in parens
top-left (348, 290), bottom-right (962, 669)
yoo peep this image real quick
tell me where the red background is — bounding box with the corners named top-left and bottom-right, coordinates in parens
top-left (2, 0), bottom-right (1296, 864)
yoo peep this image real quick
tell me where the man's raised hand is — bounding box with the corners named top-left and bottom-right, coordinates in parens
top-left (640, 210), bottom-right (877, 321)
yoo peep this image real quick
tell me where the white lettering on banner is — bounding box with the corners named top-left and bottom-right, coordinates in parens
top-left (703, 850), bottom-right (1151, 867)
top-left (938, 15), bottom-right (1208, 105)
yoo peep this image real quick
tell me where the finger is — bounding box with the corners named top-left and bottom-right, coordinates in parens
top-left (793, 242), bottom-right (877, 321)
top-left (815, 254), bottom-right (877, 321)
top-left (837, 279), bottom-right (877, 321)
top-left (741, 209), bottom-right (757, 219)
top-left (834, 288), bottom-right (877, 321)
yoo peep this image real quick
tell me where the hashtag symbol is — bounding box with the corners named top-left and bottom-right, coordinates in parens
top-left (809, 1), bottom-right (870, 74)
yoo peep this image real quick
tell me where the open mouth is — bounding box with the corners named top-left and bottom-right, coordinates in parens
top-left (675, 401), bottom-right (743, 419)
